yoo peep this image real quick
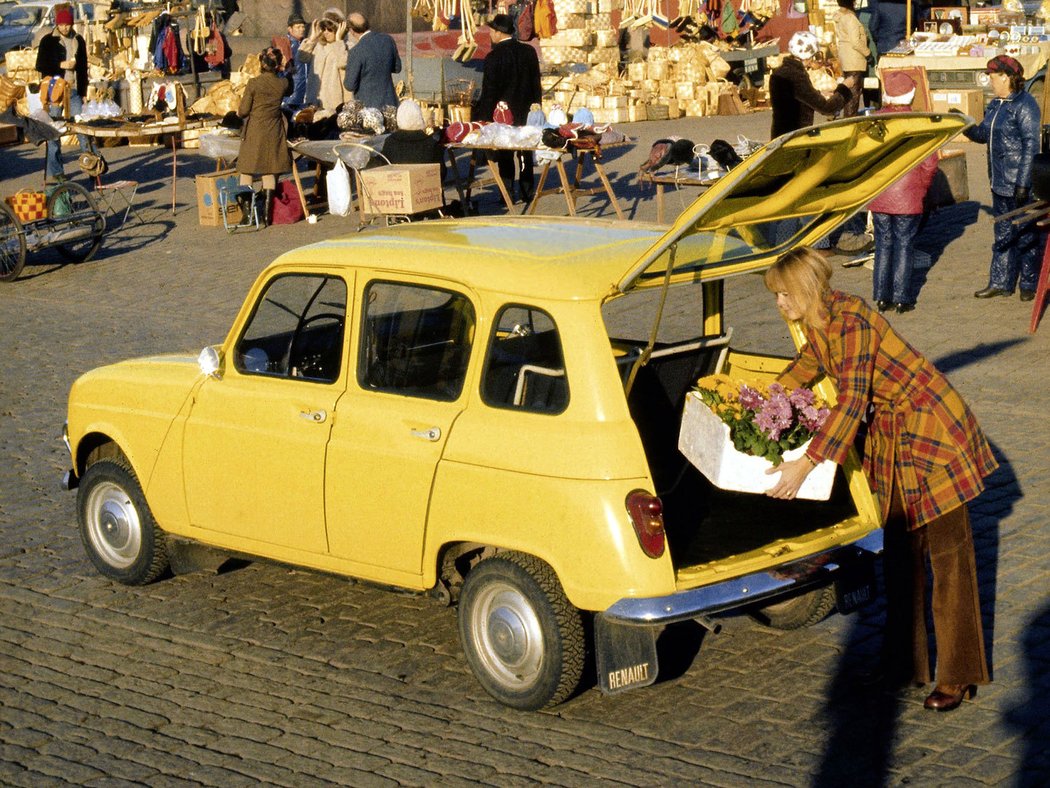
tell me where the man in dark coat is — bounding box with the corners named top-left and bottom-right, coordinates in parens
top-left (273, 13), bottom-right (309, 110)
top-left (769, 30), bottom-right (855, 138)
top-left (343, 12), bottom-right (401, 110)
top-left (475, 14), bottom-right (541, 203)
top-left (35, 3), bottom-right (96, 181)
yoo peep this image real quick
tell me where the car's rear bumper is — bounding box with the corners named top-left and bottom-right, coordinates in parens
top-left (603, 530), bottom-right (883, 626)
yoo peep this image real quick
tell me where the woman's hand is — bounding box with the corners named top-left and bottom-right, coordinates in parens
top-left (337, 20), bottom-right (348, 40)
top-left (309, 20), bottom-right (322, 41)
top-left (765, 457), bottom-right (814, 500)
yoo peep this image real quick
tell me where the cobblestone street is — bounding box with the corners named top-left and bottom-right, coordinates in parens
top-left (2, 109), bottom-right (1049, 786)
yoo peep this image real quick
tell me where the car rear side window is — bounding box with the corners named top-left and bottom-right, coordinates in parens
top-left (235, 274), bottom-right (347, 383)
top-left (481, 305), bottom-right (568, 414)
top-left (359, 281), bottom-right (475, 400)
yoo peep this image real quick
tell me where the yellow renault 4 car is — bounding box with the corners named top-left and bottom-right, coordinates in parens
top-left (63, 114), bottom-right (968, 710)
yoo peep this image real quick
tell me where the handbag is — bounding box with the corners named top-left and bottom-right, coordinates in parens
top-left (326, 159), bottom-right (353, 217)
top-left (0, 74), bottom-right (26, 114)
top-left (5, 190), bottom-right (48, 222)
top-left (78, 152), bottom-right (109, 178)
top-left (271, 180), bottom-right (304, 225)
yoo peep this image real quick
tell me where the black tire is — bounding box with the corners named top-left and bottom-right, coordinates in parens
top-left (458, 552), bottom-right (585, 710)
top-left (77, 457), bottom-right (169, 585)
top-left (0, 201), bottom-right (27, 282)
top-left (46, 182), bottom-right (104, 262)
top-left (753, 585), bottom-right (837, 630)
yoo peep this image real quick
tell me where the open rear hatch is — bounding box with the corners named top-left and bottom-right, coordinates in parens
top-left (605, 113), bottom-right (970, 587)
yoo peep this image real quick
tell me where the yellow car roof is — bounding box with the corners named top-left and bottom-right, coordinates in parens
top-left (275, 217), bottom-right (664, 301)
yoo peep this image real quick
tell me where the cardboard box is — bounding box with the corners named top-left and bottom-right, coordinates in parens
top-left (359, 164), bottom-right (442, 216)
top-left (0, 123), bottom-right (21, 146)
top-left (678, 393), bottom-right (835, 500)
top-left (195, 168), bottom-right (243, 227)
top-left (930, 89), bottom-right (984, 122)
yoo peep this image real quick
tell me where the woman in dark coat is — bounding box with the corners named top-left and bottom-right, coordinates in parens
top-left (764, 247), bottom-right (996, 713)
top-left (237, 47), bottom-right (292, 224)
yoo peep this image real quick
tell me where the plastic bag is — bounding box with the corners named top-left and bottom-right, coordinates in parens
top-left (326, 158), bottom-right (352, 217)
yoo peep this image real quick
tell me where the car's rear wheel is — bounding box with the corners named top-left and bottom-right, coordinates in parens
top-left (77, 457), bottom-right (169, 585)
top-left (458, 552), bottom-right (585, 710)
top-left (753, 585), bottom-right (837, 630)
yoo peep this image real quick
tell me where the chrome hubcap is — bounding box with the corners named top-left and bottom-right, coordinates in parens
top-left (471, 581), bottom-right (543, 690)
top-left (85, 481), bottom-right (141, 568)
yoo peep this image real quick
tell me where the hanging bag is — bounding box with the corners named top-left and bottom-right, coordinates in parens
top-left (326, 159), bottom-right (353, 217)
top-left (5, 190), bottom-right (48, 222)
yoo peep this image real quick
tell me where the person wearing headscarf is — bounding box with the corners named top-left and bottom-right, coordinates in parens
top-left (769, 30), bottom-right (855, 138)
top-left (297, 8), bottom-right (351, 115)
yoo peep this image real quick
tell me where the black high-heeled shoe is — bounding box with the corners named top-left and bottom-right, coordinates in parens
top-left (924, 683), bottom-right (976, 712)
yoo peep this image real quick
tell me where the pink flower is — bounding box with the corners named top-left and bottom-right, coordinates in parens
top-left (738, 384), bottom-right (764, 410)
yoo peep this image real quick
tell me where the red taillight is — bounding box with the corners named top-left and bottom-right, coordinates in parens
top-left (625, 490), bottom-right (666, 558)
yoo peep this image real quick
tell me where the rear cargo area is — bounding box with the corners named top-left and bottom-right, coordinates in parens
top-left (616, 334), bottom-right (858, 570)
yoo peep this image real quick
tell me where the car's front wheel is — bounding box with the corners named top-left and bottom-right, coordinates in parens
top-left (77, 457), bottom-right (169, 585)
top-left (458, 552), bottom-right (585, 710)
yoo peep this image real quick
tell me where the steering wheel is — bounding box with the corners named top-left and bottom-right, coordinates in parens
top-left (288, 312), bottom-right (344, 378)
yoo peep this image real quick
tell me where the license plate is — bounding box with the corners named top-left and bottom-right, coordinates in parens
top-left (594, 615), bottom-right (658, 694)
top-left (835, 557), bottom-right (876, 614)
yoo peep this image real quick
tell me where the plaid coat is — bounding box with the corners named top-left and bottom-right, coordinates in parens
top-left (780, 291), bottom-right (997, 528)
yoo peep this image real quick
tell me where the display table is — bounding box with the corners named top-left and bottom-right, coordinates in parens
top-left (879, 44), bottom-right (1050, 96)
top-left (67, 116), bottom-right (220, 213)
top-left (527, 140), bottom-right (632, 220)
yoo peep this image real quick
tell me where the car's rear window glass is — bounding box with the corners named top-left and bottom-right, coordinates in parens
top-left (481, 305), bottom-right (568, 414)
top-left (359, 281), bottom-right (475, 401)
top-left (235, 274), bottom-right (347, 383)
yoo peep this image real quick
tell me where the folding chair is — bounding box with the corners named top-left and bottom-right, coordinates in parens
top-left (94, 178), bottom-right (141, 228)
top-left (216, 182), bottom-right (261, 232)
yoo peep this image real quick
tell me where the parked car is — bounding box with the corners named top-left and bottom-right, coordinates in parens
top-left (63, 113), bottom-right (969, 710)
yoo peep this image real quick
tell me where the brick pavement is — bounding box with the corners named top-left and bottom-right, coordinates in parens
top-left (1, 107), bottom-right (1049, 786)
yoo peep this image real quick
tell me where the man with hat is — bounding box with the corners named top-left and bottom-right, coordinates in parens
top-left (342, 12), bottom-right (401, 110)
top-left (964, 55), bottom-right (1042, 301)
top-left (35, 4), bottom-right (97, 181)
top-left (867, 71), bottom-right (939, 313)
top-left (475, 13), bottom-right (541, 203)
top-left (272, 12), bottom-right (310, 110)
top-left (769, 31), bottom-right (856, 139)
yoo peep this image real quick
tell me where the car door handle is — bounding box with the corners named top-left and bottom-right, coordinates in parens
top-left (299, 409), bottom-right (327, 423)
top-left (410, 426), bottom-right (441, 441)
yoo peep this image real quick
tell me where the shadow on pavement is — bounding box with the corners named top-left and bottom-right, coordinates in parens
top-left (1005, 602), bottom-right (1050, 786)
top-left (814, 436), bottom-right (1015, 784)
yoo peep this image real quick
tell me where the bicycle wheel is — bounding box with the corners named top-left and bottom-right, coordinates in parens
top-left (46, 182), bottom-right (104, 263)
top-left (0, 201), bottom-right (27, 282)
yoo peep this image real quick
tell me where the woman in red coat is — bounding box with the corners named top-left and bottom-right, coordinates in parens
top-left (867, 71), bottom-right (939, 313)
top-left (764, 247), bottom-right (997, 712)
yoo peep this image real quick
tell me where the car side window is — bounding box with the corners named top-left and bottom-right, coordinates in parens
top-left (481, 305), bottom-right (568, 414)
top-left (359, 281), bottom-right (475, 400)
top-left (235, 274), bottom-right (347, 383)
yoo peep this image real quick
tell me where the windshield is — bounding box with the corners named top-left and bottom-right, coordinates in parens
top-left (0, 4), bottom-right (42, 26)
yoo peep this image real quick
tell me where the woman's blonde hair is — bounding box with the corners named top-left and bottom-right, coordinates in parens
top-left (764, 247), bottom-right (832, 329)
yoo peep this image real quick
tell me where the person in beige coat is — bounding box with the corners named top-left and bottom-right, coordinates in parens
top-left (834, 0), bottom-right (870, 116)
top-left (297, 8), bottom-right (352, 115)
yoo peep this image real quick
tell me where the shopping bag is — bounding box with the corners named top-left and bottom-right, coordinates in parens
top-left (326, 159), bottom-right (353, 217)
top-left (271, 180), bottom-right (304, 225)
top-left (5, 190), bottom-right (47, 222)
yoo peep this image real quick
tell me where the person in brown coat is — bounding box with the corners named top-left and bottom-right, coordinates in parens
top-left (765, 248), bottom-right (996, 713)
top-left (237, 47), bottom-right (292, 225)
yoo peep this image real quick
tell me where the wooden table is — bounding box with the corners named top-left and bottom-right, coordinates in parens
top-left (638, 171), bottom-right (718, 224)
top-left (68, 117), bottom-right (220, 214)
top-left (527, 141), bottom-right (632, 220)
top-left (447, 140), bottom-right (632, 218)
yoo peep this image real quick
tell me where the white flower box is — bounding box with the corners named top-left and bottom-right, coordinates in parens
top-left (678, 391), bottom-right (836, 501)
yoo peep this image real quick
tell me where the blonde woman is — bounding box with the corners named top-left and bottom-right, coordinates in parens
top-left (764, 247), bottom-right (995, 712)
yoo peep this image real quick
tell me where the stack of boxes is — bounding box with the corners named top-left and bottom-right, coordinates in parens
top-left (539, 0), bottom-right (621, 70)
